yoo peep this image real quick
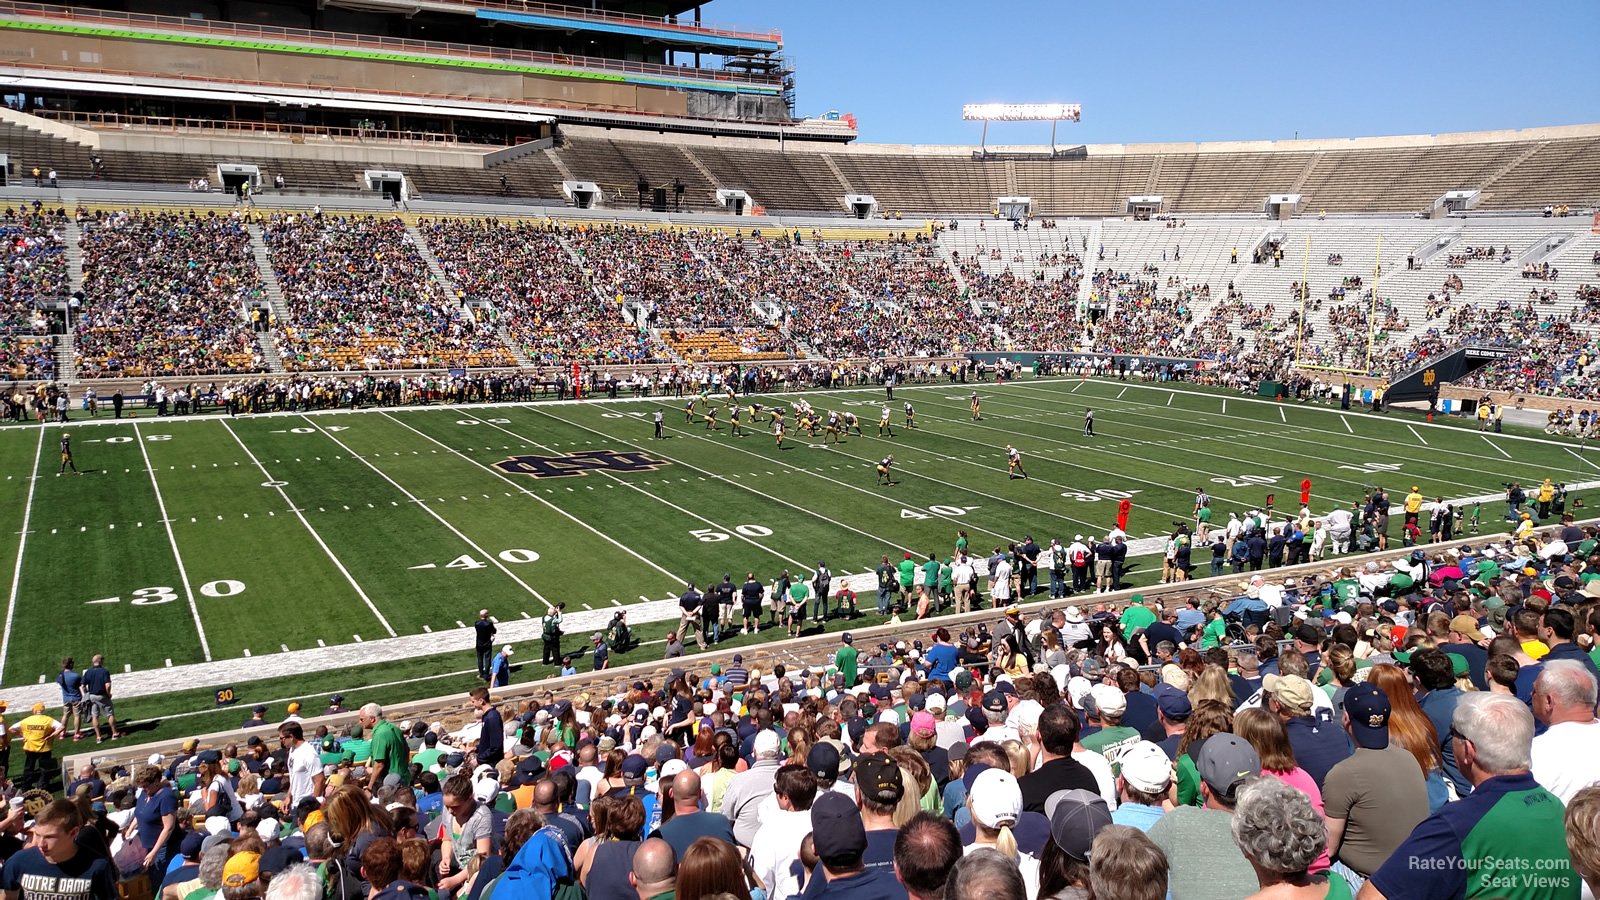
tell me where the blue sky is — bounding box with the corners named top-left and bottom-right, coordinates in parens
top-left (712, 0), bottom-right (1600, 145)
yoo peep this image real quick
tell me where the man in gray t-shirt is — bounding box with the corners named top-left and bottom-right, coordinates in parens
top-left (1321, 685), bottom-right (1429, 879)
top-left (439, 775), bottom-right (499, 895)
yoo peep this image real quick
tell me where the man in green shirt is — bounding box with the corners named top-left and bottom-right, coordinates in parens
top-left (835, 634), bottom-right (859, 687)
top-left (1120, 594), bottom-right (1156, 641)
top-left (897, 553), bottom-right (917, 611)
top-left (920, 554), bottom-right (940, 612)
top-left (1201, 605), bottom-right (1228, 650)
top-left (340, 725), bottom-right (371, 765)
top-left (362, 703), bottom-right (410, 791)
top-left (412, 732), bottom-right (444, 771)
top-left (1080, 684), bottom-right (1141, 762)
top-left (319, 737), bottom-right (353, 767)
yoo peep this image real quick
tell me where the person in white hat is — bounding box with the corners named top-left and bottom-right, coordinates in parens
top-left (965, 768), bottom-right (1040, 898)
top-left (1111, 741), bottom-right (1172, 831)
top-left (1061, 606), bottom-right (1092, 647)
top-left (490, 645), bottom-right (514, 688)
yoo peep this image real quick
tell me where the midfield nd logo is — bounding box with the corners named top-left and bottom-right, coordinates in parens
top-left (494, 449), bottom-right (672, 479)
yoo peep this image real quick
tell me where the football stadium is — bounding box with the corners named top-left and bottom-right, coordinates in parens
top-left (1, 0), bottom-right (1599, 898)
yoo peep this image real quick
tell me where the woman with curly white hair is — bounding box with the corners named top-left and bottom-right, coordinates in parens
top-left (1229, 777), bottom-right (1346, 899)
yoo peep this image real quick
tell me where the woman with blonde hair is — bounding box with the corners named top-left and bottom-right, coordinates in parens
top-left (964, 768), bottom-right (1039, 898)
top-left (785, 727), bottom-right (812, 768)
top-left (1186, 665), bottom-right (1235, 709)
top-left (886, 747), bottom-right (933, 821)
top-left (322, 784), bottom-right (394, 870)
top-left (1001, 739), bottom-right (1032, 780)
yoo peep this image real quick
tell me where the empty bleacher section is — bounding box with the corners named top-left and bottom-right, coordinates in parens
top-left (692, 148), bottom-right (843, 213)
top-left (262, 213), bottom-right (513, 371)
top-left (555, 137), bottom-right (718, 210)
top-left (1296, 143), bottom-right (1521, 213)
top-left (1480, 136), bottom-right (1600, 210)
top-left (1012, 155), bottom-right (1150, 216)
top-left (418, 218), bottom-right (657, 365)
top-left (1152, 151), bottom-right (1315, 213)
top-left (828, 152), bottom-right (1008, 215)
top-left (7, 108), bottom-right (1598, 214)
top-left (75, 210), bottom-right (264, 377)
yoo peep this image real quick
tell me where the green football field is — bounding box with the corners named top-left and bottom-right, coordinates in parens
top-left (0, 376), bottom-right (1593, 690)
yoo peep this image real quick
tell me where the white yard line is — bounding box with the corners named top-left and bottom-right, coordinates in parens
top-left (457, 412), bottom-right (813, 572)
top-left (0, 427), bottom-right (47, 684)
top-left (998, 381), bottom-right (1579, 488)
top-left (1342, 417), bottom-right (1353, 434)
top-left (134, 422), bottom-right (211, 661)
top-left (376, 412), bottom-right (686, 590)
top-left (1482, 437), bottom-right (1512, 459)
top-left (1408, 425), bottom-right (1429, 446)
top-left (1566, 448), bottom-right (1600, 472)
top-left (303, 416), bottom-right (558, 610)
top-left (516, 406), bottom-right (924, 556)
top-left (221, 421), bottom-right (396, 637)
top-left (1030, 377), bottom-right (1593, 452)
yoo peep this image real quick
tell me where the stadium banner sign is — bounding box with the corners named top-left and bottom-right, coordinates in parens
top-left (962, 103), bottom-right (1081, 122)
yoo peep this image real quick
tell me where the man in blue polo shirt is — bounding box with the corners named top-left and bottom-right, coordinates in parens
top-left (1265, 673), bottom-right (1350, 788)
top-left (1358, 693), bottom-right (1578, 900)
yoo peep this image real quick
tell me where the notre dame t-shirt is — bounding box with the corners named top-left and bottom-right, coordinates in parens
top-left (1, 848), bottom-right (116, 900)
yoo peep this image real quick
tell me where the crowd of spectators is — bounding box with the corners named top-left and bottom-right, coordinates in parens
top-left (264, 213), bottom-right (512, 372)
top-left (957, 266), bottom-right (1082, 353)
top-left (420, 218), bottom-right (658, 367)
top-left (1, 207), bottom-right (66, 379)
top-left (76, 209), bottom-right (264, 378)
top-left (24, 517), bottom-right (1600, 900)
top-left (568, 226), bottom-right (757, 333)
top-left (806, 239), bottom-right (997, 357)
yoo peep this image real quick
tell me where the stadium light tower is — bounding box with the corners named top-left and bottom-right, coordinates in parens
top-left (962, 103), bottom-right (1082, 154)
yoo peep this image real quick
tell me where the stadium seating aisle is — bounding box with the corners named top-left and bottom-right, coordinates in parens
top-left (263, 213), bottom-right (515, 371)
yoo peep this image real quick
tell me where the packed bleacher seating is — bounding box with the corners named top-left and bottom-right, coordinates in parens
top-left (31, 503), bottom-right (1600, 900)
top-left (566, 225), bottom-right (761, 333)
top-left (0, 207), bottom-right (65, 379)
top-left (76, 209), bottom-right (264, 378)
top-left (419, 218), bottom-right (658, 367)
top-left (809, 237), bottom-right (999, 356)
top-left (961, 266), bottom-right (1083, 352)
top-left (264, 213), bottom-right (514, 371)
